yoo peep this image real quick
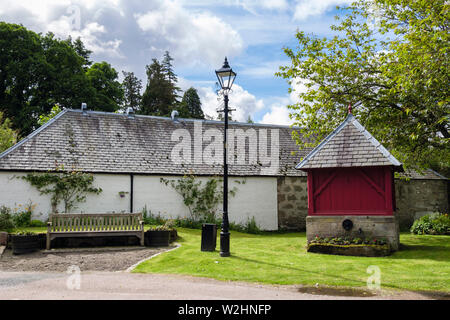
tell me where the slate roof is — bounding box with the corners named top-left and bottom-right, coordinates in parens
top-left (0, 109), bottom-right (445, 180)
top-left (296, 113), bottom-right (403, 170)
top-left (0, 109), bottom-right (309, 177)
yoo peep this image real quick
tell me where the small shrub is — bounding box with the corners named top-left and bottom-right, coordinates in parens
top-left (309, 236), bottom-right (388, 246)
top-left (12, 210), bottom-right (32, 227)
top-left (13, 231), bottom-right (35, 236)
top-left (242, 217), bottom-right (261, 234)
top-left (0, 206), bottom-right (15, 231)
top-left (142, 206), bottom-right (166, 225)
top-left (411, 213), bottom-right (450, 235)
top-left (148, 225), bottom-right (171, 231)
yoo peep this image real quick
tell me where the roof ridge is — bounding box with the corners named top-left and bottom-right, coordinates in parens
top-left (296, 114), bottom-right (402, 170)
top-left (349, 116), bottom-right (402, 167)
top-left (295, 114), bottom-right (354, 169)
top-left (65, 109), bottom-right (299, 129)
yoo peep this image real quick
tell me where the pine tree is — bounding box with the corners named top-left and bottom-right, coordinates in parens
top-left (179, 87), bottom-right (204, 119)
top-left (140, 59), bottom-right (176, 116)
top-left (122, 71), bottom-right (142, 111)
top-left (162, 51), bottom-right (177, 85)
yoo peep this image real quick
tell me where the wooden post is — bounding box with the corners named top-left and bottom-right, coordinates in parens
top-left (46, 218), bottom-right (52, 250)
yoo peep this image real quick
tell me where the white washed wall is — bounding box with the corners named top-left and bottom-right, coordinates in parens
top-left (134, 175), bottom-right (278, 230)
top-left (0, 172), bottom-right (130, 218)
top-left (0, 172), bottom-right (278, 230)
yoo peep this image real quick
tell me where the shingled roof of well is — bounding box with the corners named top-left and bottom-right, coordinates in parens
top-left (0, 109), bottom-right (309, 177)
top-left (296, 113), bottom-right (403, 170)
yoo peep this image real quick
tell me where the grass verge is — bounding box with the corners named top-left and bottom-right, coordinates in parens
top-left (132, 228), bottom-right (450, 292)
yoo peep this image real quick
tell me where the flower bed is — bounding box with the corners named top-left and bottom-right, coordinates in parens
top-left (307, 236), bottom-right (392, 257)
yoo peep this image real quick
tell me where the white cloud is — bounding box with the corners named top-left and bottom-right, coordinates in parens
top-left (195, 84), bottom-right (264, 122)
top-left (135, 1), bottom-right (243, 67)
top-left (259, 77), bottom-right (311, 126)
top-left (260, 103), bottom-right (292, 126)
top-left (233, 0), bottom-right (289, 13)
top-left (241, 60), bottom-right (289, 79)
top-left (293, 0), bottom-right (352, 21)
top-left (0, 0), bottom-right (124, 58)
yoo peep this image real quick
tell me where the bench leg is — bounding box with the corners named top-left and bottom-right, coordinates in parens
top-left (46, 234), bottom-right (51, 250)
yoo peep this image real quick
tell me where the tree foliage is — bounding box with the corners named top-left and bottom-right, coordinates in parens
top-left (140, 58), bottom-right (179, 116)
top-left (277, 0), bottom-right (449, 174)
top-left (179, 87), bottom-right (204, 119)
top-left (37, 105), bottom-right (62, 126)
top-left (121, 71), bottom-right (142, 111)
top-left (85, 62), bottom-right (124, 112)
top-left (0, 112), bottom-right (18, 153)
top-left (0, 22), bottom-right (123, 136)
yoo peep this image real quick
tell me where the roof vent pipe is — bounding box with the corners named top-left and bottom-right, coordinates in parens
top-left (171, 110), bottom-right (179, 123)
top-left (81, 103), bottom-right (87, 115)
top-left (126, 107), bottom-right (135, 118)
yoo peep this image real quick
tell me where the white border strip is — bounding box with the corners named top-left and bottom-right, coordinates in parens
top-left (125, 243), bottom-right (181, 273)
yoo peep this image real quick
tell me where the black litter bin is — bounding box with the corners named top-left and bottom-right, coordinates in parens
top-left (201, 223), bottom-right (217, 252)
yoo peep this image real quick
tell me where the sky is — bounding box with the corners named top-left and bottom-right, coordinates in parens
top-left (0, 0), bottom-right (353, 125)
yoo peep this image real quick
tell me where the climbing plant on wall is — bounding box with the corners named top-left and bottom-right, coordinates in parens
top-left (160, 175), bottom-right (243, 223)
top-left (21, 166), bottom-right (102, 213)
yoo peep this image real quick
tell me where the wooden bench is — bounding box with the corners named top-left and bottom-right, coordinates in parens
top-left (46, 213), bottom-right (145, 250)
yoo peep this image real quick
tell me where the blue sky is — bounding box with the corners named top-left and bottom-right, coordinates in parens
top-left (0, 0), bottom-right (353, 124)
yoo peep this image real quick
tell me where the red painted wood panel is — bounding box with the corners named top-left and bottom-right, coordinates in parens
top-left (307, 167), bottom-right (394, 216)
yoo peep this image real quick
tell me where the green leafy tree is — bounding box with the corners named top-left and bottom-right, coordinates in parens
top-left (0, 22), bottom-right (48, 136)
top-left (38, 105), bottom-right (62, 126)
top-left (277, 0), bottom-right (449, 174)
top-left (121, 71), bottom-right (142, 111)
top-left (65, 36), bottom-right (93, 69)
top-left (85, 62), bottom-right (124, 112)
top-left (179, 87), bottom-right (204, 119)
top-left (140, 58), bottom-right (178, 116)
top-left (0, 23), bottom-right (92, 135)
top-left (0, 112), bottom-right (18, 152)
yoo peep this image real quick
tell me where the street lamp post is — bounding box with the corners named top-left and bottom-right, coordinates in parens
top-left (215, 57), bottom-right (236, 257)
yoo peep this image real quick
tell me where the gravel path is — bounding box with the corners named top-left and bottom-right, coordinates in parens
top-left (0, 246), bottom-right (173, 272)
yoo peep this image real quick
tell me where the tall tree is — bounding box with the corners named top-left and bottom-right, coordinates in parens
top-left (85, 62), bottom-right (124, 112)
top-left (0, 23), bottom-right (92, 135)
top-left (121, 71), bottom-right (142, 111)
top-left (140, 59), bottom-right (178, 116)
top-left (162, 51), bottom-right (177, 84)
top-left (277, 0), bottom-right (449, 174)
top-left (65, 36), bottom-right (93, 70)
top-left (179, 87), bottom-right (204, 119)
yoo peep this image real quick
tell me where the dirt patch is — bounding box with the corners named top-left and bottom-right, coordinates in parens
top-left (0, 246), bottom-right (174, 272)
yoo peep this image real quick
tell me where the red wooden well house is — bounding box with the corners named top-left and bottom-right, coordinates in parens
top-left (297, 109), bottom-right (402, 251)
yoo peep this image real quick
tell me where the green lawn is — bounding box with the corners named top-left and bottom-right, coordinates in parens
top-left (133, 228), bottom-right (450, 292)
top-left (13, 226), bottom-right (449, 292)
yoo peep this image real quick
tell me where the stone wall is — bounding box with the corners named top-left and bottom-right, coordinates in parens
top-left (277, 176), bottom-right (448, 231)
top-left (395, 179), bottom-right (449, 230)
top-left (277, 176), bottom-right (308, 230)
top-left (306, 216), bottom-right (400, 251)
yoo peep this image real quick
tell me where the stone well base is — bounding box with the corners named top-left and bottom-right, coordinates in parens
top-left (306, 216), bottom-right (400, 251)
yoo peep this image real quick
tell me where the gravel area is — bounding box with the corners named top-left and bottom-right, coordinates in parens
top-left (0, 246), bottom-right (174, 272)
